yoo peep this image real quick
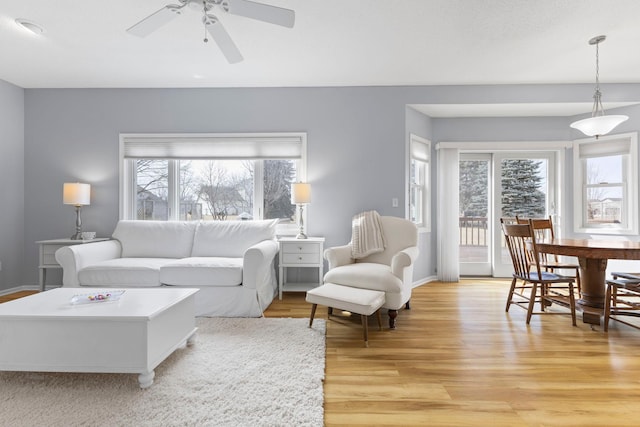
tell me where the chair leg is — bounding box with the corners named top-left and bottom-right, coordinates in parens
top-left (328, 307), bottom-right (333, 316)
top-left (388, 309), bottom-right (398, 329)
top-left (506, 277), bottom-right (517, 312)
top-left (604, 283), bottom-right (613, 332)
top-left (361, 314), bottom-right (369, 347)
top-left (526, 283), bottom-right (538, 324)
top-left (405, 300), bottom-right (411, 310)
top-left (540, 283), bottom-right (549, 311)
top-left (569, 283), bottom-right (577, 326)
top-left (309, 303), bottom-right (317, 328)
top-left (575, 268), bottom-right (582, 297)
top-left (376, 309), bottom-right (382, 331)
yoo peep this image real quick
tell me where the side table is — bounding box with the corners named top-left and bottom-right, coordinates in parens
top-left (36, 238), bottom-right (109, 291)
top-left (278, 237), bottom-right (325, 299)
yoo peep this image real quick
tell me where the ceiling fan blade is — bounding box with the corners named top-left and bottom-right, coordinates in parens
top-left (227, 0), bottom-right (295, 28)
top-left (127, 5), bottom-right (183, 37)
top-left (205, 17), bottom-right (244, 64)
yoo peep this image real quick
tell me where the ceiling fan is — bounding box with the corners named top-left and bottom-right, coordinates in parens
top-left (127, 0), bottom-right (295, 64)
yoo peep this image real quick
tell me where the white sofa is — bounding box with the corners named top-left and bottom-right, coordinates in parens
top-left (55, 219), bottom-right (279, 317)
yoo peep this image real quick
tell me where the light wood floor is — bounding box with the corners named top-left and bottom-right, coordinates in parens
top-left (4, 281), bottom-right (640, 426)
top-left (266, 279), bottom-right (640, 427)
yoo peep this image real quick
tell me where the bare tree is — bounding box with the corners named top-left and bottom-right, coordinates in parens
top-left (136, 159), bottom-right (168, 198)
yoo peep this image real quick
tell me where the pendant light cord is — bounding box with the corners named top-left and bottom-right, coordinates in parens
top-left (592, 38), bottom-right (605, 117)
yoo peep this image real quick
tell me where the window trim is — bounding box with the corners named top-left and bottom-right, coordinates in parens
top-left (572, 132), bottom-right (638, 235)
top-left (119, 132), bottom-right (307, 235)
top-left (408, 134), bottom-right (431, 232)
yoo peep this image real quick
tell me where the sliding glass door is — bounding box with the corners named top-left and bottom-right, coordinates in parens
top-left (459, 154), bottom-right (492, 275)
top-left (459, 151), bottom-right (557, 277)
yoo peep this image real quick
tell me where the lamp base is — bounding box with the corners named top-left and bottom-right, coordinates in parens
top-left (296, 203), bottom-right (308, 239)
top-left (70, 205), bottom-right (83, 240)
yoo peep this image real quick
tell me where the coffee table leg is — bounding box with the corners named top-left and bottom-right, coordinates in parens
top-left (138, 370), bottom-right (155, 389)
top-left (186, 331), bottom-right (196, 346)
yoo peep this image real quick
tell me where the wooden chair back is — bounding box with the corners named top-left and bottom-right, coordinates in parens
top-left (515, 216), bottom-right (558, 263)
top-left (500, 218), bottom-right (542, 280)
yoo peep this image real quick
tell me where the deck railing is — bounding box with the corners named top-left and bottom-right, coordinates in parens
top-left (459, 216), bottom-right (488, 246)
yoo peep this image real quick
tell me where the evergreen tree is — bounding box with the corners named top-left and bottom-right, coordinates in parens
top-left (501, 159), bottom-right (545, 217)
top-left (263, 160), bottom-right (296, 220)
top-left (459, 160), bottom-right (488, 217)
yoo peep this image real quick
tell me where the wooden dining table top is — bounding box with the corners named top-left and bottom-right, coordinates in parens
top-left (537, 238), bottom-right (640, 260)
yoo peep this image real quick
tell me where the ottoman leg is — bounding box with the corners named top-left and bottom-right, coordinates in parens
top-left (376, 309), bottom-right (382, 331)
top-left (309, 304), bottom-right (317, 327)
top-left (361, 314), bottom-right (369, 347)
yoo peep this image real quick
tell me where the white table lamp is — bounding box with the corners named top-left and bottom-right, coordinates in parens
top-left (63, 182), bottom-right (91, 240)
top-left (291, 182), bottom-right (311, 239)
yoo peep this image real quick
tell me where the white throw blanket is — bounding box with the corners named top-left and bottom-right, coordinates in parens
top-left (351, 210), bottom-right (386, 259)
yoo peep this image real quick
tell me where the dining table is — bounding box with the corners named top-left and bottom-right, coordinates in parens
top-left (536, 238), bottom-right (640, 325)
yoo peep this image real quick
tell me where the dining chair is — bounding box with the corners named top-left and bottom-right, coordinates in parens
top-left (604, 272), bottom-right (640, 331)
top-left (501, 218), bottom-right (577, 326)
top-left (604, 278), bottom-right (640, 331)
top-left (515, 215), bottom-right (581, 296)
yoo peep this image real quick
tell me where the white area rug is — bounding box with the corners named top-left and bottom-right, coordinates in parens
top-left (0, 317), bottom-right (325, 427)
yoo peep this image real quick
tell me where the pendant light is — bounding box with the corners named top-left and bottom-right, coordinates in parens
top-left (570, 35), bottom-right (628, 138)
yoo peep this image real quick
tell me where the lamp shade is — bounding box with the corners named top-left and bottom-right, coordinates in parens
top-left (291, 182), bottom-right (311, 204)
top-left (570, 114), bottom-right (629, 137)
top-left (63, 183), bottom-right (91, 206)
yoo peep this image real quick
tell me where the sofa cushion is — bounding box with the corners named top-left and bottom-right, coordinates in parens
top-left (112, 220), bottom-right (197, 259)
top-left (191, 219), bottom-right (277, 258)
top-left (160, 257), bottom-right (243, 287)
top-left (78, 258), bottom-right (174, 287)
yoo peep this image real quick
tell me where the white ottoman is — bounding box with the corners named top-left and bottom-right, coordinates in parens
top-left (306, 283), bottom-right (385, 347)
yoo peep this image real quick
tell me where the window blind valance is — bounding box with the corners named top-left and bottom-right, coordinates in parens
top-left (578, 138), bottom-right (631, 159)
top-left (121, 133), bottom-right (305, 159)
top-left (410, 139), bottom-right (429, 162)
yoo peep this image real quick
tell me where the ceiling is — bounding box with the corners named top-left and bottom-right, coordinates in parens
top-left (1, 1), bottom-right (640, 118)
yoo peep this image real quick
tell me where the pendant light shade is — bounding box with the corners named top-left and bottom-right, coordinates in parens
top-left (570, 114), bottom-right (629, 137)
top-left (570, 35), bottom-right (628, 138)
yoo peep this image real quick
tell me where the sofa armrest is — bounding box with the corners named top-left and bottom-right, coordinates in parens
top-left (55, 240), bottom-right (122, 287)
top-left (243, 239), bottom-right (279, 290)
top-left (324, 244), bottom-right (354, 270)
top-left (391, 246), bottom-right (419, 279)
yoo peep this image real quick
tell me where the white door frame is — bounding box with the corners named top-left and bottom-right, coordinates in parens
top-left (441, 141), bottom-right (568, 278)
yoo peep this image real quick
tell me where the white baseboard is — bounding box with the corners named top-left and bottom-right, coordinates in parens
top-left (412, 275), bottom-right (437, 288)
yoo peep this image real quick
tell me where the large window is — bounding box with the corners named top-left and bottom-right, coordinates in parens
top-left (120, 133), bottom-right (306, 233)
top-left (573, 132), bottom-right (638, 235)
top-left (409, 134), bottom-right (430, 231)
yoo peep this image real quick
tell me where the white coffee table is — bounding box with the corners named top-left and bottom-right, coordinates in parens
top-left (0, 287), bottom-right (198, 388)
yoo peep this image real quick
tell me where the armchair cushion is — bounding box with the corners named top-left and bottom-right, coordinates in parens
top-left (324, 263), bottom-right (403, 293)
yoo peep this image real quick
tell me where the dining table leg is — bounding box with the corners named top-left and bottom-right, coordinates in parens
top-left (577, 257), bottom-right (608, 325)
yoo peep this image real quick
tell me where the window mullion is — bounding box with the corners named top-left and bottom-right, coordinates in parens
top-left (254, 160), bottom-right (264, 220)
top-left (168, 160), bottom-right (180, 220)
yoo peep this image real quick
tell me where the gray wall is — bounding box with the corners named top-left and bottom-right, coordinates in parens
top-left (0, 79), bottom-right (25, 291)
top-left (12, 83), bottom-right (640, 289)
top-left (406, 106), bottom-right (435, 281)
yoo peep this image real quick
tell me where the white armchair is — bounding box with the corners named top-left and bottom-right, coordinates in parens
top-left (323, 216), bottom-right (419, 329)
